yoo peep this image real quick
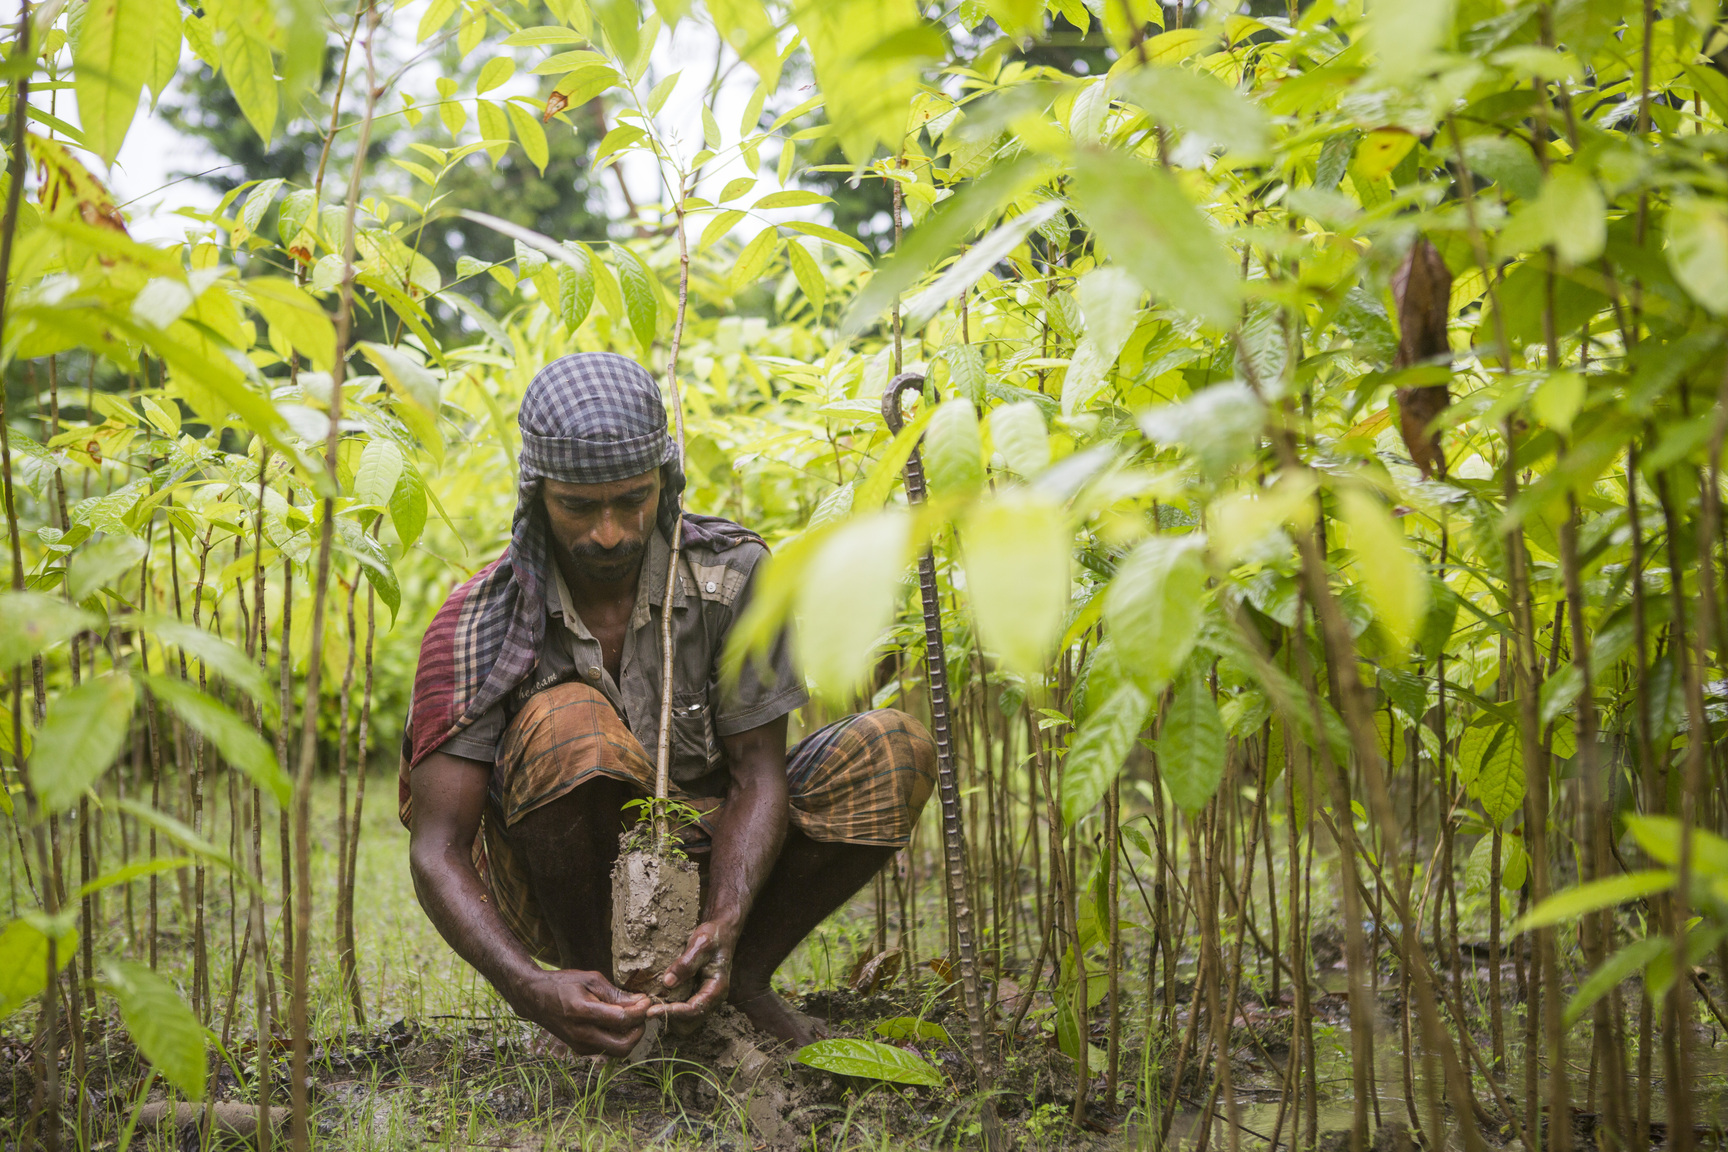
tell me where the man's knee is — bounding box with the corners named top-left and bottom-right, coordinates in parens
top-left (860, 708), bottom-right (936, 778)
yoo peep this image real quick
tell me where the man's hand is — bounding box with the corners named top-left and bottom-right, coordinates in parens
top-left (648, 919), bottom-right (737, 1023)
top-left (517, 969), bottom-right (651, 1057)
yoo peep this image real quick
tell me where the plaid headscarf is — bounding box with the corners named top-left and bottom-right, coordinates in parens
top-left (402, 352), bottom-right (760, 779)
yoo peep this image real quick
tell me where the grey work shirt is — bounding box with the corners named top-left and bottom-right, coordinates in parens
top-left (437, 527), bottom-right (806, 796)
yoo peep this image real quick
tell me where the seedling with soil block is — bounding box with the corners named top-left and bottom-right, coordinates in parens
top-left (611, 797), bottom-right (702, 999)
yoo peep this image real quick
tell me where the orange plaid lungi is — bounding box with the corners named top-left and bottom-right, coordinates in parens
top-left (481, 682), bottom-right (935, 964)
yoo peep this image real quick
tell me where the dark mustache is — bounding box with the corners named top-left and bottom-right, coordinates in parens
top-left (568, 537), bottom-right (645, 567)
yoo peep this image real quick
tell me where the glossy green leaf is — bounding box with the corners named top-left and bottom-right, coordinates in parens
top-left (505, 100), bottom-right (550, 174)
top-left (354, 437), bottom-right (405, 509)
top-left (206, 0), bottom-right (279, 143)
top-left (1337, 487), bottom-right (1428, 650)
top-left (100, 959), bottom-right (208, 1100)
top-left (1160, 668), bottom-right (1226, 815)
top-left (796, 1038), bottom-right (944, 1087)
top-left (29, 674), bottom-right (134, 815)
top-left (390, 461), bottom-right (429, 549)
top-left (922, 399), bottom-right (984, 501)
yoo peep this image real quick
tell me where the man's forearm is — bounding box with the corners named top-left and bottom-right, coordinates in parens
top-left (410, 842), bottom-right (547, 1006)
top-left (704, 772), bottom-right (787, 936)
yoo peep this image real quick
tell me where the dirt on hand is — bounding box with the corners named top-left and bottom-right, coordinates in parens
top-left (610, 844), bottom-right (701, 997)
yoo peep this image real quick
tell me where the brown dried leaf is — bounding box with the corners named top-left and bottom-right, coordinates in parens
top-left (848, 947), bottom-right (903, 993)
top-left (543, 92), bottom-right (569, 123)
top-left (1391, 237), bottom-right (1453, 477)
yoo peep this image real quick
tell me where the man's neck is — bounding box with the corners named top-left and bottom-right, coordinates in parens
top-left (555, 551), bottom-right (643, 615)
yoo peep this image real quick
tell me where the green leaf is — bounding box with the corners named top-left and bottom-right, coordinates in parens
top-left (74, 0), bottom-right (157, 162)
top-left (116, 799), bottom-right (251, 882)
top-left (1115, 65), bottom-right (1269, 159)
top-left (66, 534), bottom-right (147, 603)
top-left (390, 461), bottom-right (429, 549)
top-left (1161, 668), bottom-right (1225, 815)
top-left (476, 56), bottom-right (515, 94)
top-left (134, 615), bottom-right (270, 706)
top-left (1666, 200), bottom-right (1728, 315)
top-left (1337, 487), bottom-right (1428, 650)
top-left (206, 0), bottom-right (279, 143)
top-left (730, 227), bottom-right (780, 290)
top-left (962, 493), bottom-right (1069, 679)
top-left (505, 100), bottom-right (550, 174)
top-left (501, 24), bottom-right (582, 45)
top-left (76, 856), bottom-right (195, 899)
top-left (796, 1038), bottom-right (944, 1087)
top-left (1061, 682), bottom-right (1153, 826)
top-left (1459, 722), bottom-right (1523, 825)
top-left (1366, 0), bottom-right (1452, 82)
top-left (244, 277), bottom-right (336, 371)
top-left (613, 244), bottom-right (659, 352)
top-left (922, 399), bottom-right (984, 501)
top-left (987, 400), bottom-right (1049, 476)
top-left (145, 0), bottom-right (181, 103)
top-left (359, 342), bottom-right (442, 417)
top-left (476, 99), bottom-right (512, 164)
top-left (1624, 815), bottom-right (1728, 878)
top-left (1103, 536), bottom-right (1207, 693)
top-left (1541, 167), bottom-right (1606, 267)
top-left (793, 513), bottom-right (909, 700)
top-left (1512, 870), bottom-right (1676, 935)
top-left (854, 406), bottom-right (938, 512)
top-left (699, 209), bottom-right (746, 252)
top-left (1070, 147), bottom-right (1238, 328)
top-left (873, 1017), bottom-right (952, 1044)
top-left (903, 203), bottom-right (1061, 332)
top-left (787, 240), bottom-right (826, 312)
top-left (0, 918), bottom-right (77, 1019)
top-left (143, 674), bottom-right (289, 807)
top-left (418, 0), bottom-right (459, 40)
top-left (100, 959), bottom-right (208, 1099)
top-left (558, 245), bottom-right (598, 330)
top-left (29, 674), bottom-right (135, 815)
top-left (1062, 266), bottom-right (1142, 415)
top-left (840, 157), bottom-right (1043, 335)
top-left (1564, 936), bottom-right (1667, 1029)
top-left (752, 189), bottom-right (834, 209)
top-left (354, 437), bottom-right (405, 509)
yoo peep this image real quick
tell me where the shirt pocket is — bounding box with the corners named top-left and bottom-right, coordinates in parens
top-left (668, 689), bottom-right (718, 777)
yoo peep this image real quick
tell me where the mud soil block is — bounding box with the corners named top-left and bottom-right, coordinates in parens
top-left (611, 845), bottom-right (701, 997)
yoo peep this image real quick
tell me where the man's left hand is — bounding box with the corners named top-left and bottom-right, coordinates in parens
top-left (648, 919), bottom-right (737, 1021)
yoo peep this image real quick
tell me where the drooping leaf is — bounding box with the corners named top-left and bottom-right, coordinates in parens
top-left (1666, 199), bottom-right (1728, 315)
top-left (1160, 668), bottom-right (1226, 815)
top-left (1336, 487), bottom-right (1428, 651)
top-left (962, 493), bottom-right (1069, 679)
top-left (1512, 871), bottom-right (1677, 935)
top-left (1070, 147), bottom-right (1238, 327)
top-left (793, 513), bottom-right (909, 700)
top-left (921, 399), bottom-right (984, 501)
top-left (74, 0), bottom-right (158, 162)
top-left (902, 203), bottom-right (1062, 332)
top-left (0, 592), bottom-right (96, 671)
top-left (100, 959), bottom-right (208, 1099)
top-left (353, 437), bottom-right (405, 509)
top-left (1061, 682), bottom-right (1153, 826)
top-left (245, 277), bottom-right (336, 371)
top-left (134, 616), bottom-right (270, 706)
top-left (206, 0), bottom-right (279, 143)
top-left (1564, 936), bottom-right (1668, 1029)
top-left (987, 400), bottom-right (1049, 476)
top-left (0, 918), bottom-right (78, 1019)
top-left (1103, 536), bottom-right (1207, 693)
top-left (29, 674), bottom-right (135, 815)
top-left (613, 244), bottom-right (659, 352)
top-left (390, 461), bottom-right (429, 549)
top-left (142, 674), bottom-right (289, 807)
top-left (796, 1038), bottom-right (944, 1087)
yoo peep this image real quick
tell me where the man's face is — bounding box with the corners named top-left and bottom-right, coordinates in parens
top-left (541, 470), bottom-right (662, 585)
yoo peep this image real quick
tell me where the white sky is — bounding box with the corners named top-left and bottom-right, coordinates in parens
top-left (78, 9), bottom-right (814, 247)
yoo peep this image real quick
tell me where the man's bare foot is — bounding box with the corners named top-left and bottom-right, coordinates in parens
top-left (732, 988), bottom-right (827, 1047)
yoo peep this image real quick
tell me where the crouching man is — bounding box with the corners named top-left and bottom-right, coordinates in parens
top-left (399, 352), bottom-right (935, 1057)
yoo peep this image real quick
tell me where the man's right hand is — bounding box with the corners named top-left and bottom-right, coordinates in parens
top-left (516, 969), bottom-right (651, 1057)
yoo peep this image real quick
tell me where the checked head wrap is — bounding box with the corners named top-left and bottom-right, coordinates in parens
top-left (401, 352), bottom-right (761, 782)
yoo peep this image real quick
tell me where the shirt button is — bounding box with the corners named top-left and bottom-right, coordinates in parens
top-left (587, 667), bottom-right (602, 681)
top-left (705, 580), bottom-right (717, 593)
